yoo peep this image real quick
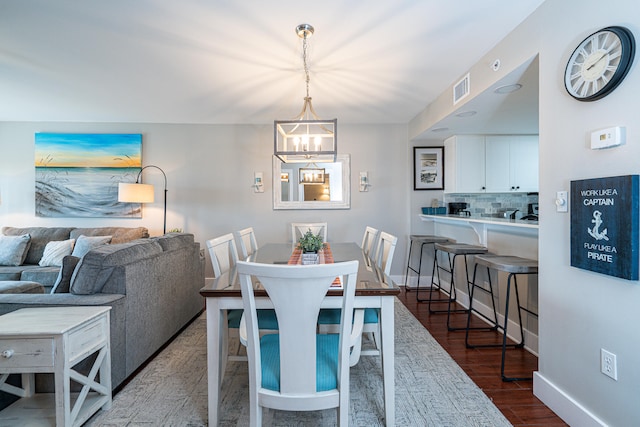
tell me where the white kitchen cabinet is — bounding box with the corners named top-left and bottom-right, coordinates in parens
top-left (510, 135), bottom-right (538, 192)
top-left (444, 135), bottom-right (486, 193)
top-left (485, 135), bottom-right (538, 193)
top-left (445, 134), bottom-right (538, 194)
top-left (485, 137), bottom-right (510, 192)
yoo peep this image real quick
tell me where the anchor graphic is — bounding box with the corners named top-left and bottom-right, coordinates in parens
top-left (587, 210), bottom-right (609, 241)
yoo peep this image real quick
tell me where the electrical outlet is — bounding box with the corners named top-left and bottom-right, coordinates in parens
top-left (601, 349), bottom-right (618, 380)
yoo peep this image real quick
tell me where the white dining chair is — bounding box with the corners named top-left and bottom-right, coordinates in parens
top-left (206, 233), bottom-right (277, 361)
top-left (291, 222), bottom-right (328, 243)
top-left (361, 226), bottom-right (379, 259)
top-left (235, 227), bottom-right (258, 260)
top-left (237, 260), bottom-right (358, 426)
top-left (206, 233), bottom-right (239, 278)
top-left (374, 231), bottom-right (398, 276)
top-left (206, 234), bottom-right (243, 359)
top-left (317, 227), bottom-right (389, 366)
top-left (351, 231), bottom-right (398, 363)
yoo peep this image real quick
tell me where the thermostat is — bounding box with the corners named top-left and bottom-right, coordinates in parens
top-left (591, 126), bottom-right (625, 150)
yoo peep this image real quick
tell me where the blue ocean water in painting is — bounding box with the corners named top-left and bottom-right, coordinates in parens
top-left (36, 167), bottom-right (141, 218)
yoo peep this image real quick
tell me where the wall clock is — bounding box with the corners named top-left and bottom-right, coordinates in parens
top-left (564, 26), bottom-right (635, 101)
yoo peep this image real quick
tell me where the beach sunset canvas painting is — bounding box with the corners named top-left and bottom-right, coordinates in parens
top-left (35, 133), bottom-right (143, 217)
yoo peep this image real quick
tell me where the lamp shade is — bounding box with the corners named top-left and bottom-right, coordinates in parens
top-left (118, 183), bottom-right (155, 203)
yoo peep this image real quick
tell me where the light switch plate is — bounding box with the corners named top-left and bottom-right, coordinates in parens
top-left (556, 191), bottom-right (568, 212)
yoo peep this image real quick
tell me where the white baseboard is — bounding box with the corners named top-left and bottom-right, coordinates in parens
top-left (533, 372), bottom-right (606, 427)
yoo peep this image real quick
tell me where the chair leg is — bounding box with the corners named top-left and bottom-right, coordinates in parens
top-left (338, 392), bottom-right (349, 426)
top-left (417, 248), bottom-right (457, 308)
top-left (404, 238), bottom-right (415, 290)
top-left (444, 254), bottom-right (474, 330)
top-left (501, 274), bottom-right (532, 382)
top-left (249, 388), bottom-right (261, 427)
top-left (349, 309), bottom-right (365, 366)
top-left (462, 264), bottom-right (499, 340)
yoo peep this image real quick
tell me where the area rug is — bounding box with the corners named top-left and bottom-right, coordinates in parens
top-left (86, 299), bottom-right (511, 426)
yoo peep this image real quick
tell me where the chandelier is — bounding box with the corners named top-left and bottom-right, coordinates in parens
top-left (299, 164), bottom-right (326, 184)
top-left (274, 24), bottom-right (337, 163)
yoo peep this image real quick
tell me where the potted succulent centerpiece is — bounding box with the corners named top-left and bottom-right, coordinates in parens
top-left (298, 229), bottom-right (326, 265)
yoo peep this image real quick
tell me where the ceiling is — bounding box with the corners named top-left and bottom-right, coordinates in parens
top-left (416, 55), bottom-right (540, 140)
top-left (0, 0), bottom-right (545, 127)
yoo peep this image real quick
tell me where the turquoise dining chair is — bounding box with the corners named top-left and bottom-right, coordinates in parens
top-left (318, 229), bottom-right (397, 365)
top-left (237, 260), bottom-right (358, 426)
top-left (206, 233), bottom-right (277, 361)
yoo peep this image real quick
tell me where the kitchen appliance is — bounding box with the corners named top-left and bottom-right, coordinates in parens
top-left (448, 202), bottom-right (470, 216)
top-left (521, 202), bottom-right (539, 220)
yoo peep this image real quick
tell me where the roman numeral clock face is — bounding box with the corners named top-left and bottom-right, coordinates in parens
top-left (564, 26), bottom-right (635, 101)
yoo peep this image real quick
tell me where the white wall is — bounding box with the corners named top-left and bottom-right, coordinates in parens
top-left (410, 0), bottom-right (640, 425)
top-left (0, 122), bottom-right (410, 279)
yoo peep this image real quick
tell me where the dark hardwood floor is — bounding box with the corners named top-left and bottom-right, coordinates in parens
top-left (397, 287), bottom-right (567, 426)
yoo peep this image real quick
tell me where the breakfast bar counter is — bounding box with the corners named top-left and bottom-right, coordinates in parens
top-left (419, 214), bottom-right (538, 246)
top-left (417, 214), bottom-right (539, 356)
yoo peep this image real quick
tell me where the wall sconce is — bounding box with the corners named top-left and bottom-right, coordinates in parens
top-left (118, 165), bottom-right (168, 234)
top-left (299, 167), bottom-right (325, 184)
top-left (254, 172), bottom-right (264, 193)
top-left (359, 171), bottom-right (370, 192)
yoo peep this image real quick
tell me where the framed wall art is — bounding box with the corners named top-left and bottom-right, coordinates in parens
top-left (413, 146), bottom-right (444, 190)
top-left (35, 132), bottom-right (143, 218)
top-left (570, 175), bottom-right (639, 280)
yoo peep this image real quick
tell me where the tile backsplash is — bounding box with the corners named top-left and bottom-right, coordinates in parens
top-left (437, 193), bottom-right (539, 218)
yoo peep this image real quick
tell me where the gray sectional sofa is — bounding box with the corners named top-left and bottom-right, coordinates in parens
top-left (0, 226), bottom-right (205, 398)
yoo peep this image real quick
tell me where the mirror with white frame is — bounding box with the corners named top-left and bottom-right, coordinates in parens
top-left (272, 154), bottom-right (350, 210)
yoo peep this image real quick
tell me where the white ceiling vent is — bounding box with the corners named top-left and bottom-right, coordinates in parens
top-left (453, 73), bottom-right (470, 105)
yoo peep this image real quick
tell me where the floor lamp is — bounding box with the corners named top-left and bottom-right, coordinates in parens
top-left (118, 165), bottom-right (168, 234)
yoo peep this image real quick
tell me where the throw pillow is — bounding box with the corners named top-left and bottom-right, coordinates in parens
top-left (71, 235), bottom-right (112, 258)
top-left (2, 227), bottom-right (74, 265)
top-left (0, 234), bottom-right (32, 266)
top-left (39, 239), bottom-right (75, 267)
top-left (50, 255), bottom-right (81, 294)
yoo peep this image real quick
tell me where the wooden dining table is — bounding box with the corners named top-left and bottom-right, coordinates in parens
top-left (199, 242), bottom-right (400, 426)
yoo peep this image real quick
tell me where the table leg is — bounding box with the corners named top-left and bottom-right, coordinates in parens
top-left (56, 335), bottom-right (70, 427)
top-left (101, 315), bottom-right (112, 411)
top-left (206, 298), bottom-right (224, 426)
top-left (380, 296), bottom-right (395, 426)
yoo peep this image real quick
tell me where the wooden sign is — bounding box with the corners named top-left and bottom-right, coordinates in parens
top-left (570, 175), bottom-right (639, 280)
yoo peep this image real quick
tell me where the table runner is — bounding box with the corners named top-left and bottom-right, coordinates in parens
top-left (288, 244), bottom-right (341, 287)
top-left (288, 243), bottom-right (334, 265)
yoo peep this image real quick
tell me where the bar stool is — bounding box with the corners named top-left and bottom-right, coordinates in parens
top-left (426, 242), bottom-right (489, 331)
top-left (465, 255), bottom-right (538, 382)
top-left (404, 234), bottom-right (452, 293)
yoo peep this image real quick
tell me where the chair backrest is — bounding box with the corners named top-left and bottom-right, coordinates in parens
top-left (374, 231), bottom-right (397, 276)
top-left (361, 226), bottom-right (379, 259)
top-left (235, 227), bottom-right (258, 259)
top-left (205, 233), bottom-right (239, 278)
top-left (237, 260), bottom-right (358, 400)
top-left (291, 222), bottom-right (328, 243)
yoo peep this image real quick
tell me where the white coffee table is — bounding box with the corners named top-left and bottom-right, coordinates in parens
top-left (0, 306), bottom-right (112, 427)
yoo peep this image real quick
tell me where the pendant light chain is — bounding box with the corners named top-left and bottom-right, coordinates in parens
top-left (303, 33), bottom-right (311, 101)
